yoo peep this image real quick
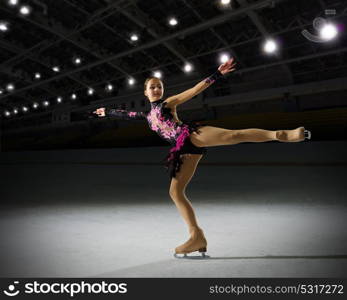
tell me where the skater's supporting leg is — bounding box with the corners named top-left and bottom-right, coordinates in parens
top-left (169, 154), bottom-right (202, 230)
top-left (190, 126), bottom-right (305, 147)
top-left (169, 154), bottom-right (207, 255)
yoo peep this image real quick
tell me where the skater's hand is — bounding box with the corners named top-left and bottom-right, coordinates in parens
top-left (93, 107), bottom-right (106, 117)
top-left (218, 58), bottom-right (237, 75)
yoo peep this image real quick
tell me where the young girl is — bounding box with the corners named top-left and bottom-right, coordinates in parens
top-left (93, 58), bottom-right (311, 258)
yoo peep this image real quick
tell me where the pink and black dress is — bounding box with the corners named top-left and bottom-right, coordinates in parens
top-left (105, 99), bottom-right (207, 179)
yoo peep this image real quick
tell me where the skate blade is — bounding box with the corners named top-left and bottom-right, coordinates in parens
top-left (304, 130), bottom-right (311, 140)
top-left (174, 252), bottom-right (210, 259)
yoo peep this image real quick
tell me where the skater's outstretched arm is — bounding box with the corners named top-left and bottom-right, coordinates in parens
top-left (92, 107), bottom-right (146, 120)
top-left (165, 58), bottom-right (237, 107)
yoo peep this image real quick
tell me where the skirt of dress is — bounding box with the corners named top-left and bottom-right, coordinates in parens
top-left (163, 122), bottom-right (207, 179)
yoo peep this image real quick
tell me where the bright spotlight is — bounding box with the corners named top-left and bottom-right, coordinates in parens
top-left (33, 102), bottom-right (39, 109)
top-left (22, 106), bottom-right (28, 112)
top-left (71, 93), bottom-right (77, 100)
top-left (128, 78), bottom-right (135, 85)
top-left (320, 23), bottom-right (338, 40)
top-left (6, 83), bottom-right (14, 91)
top-left (13, 108), bottom-right (18, 114)
top-left (34, 72), bottom-right (41, 79)
top-left (8, 0), bottom-right (18, 6)
top-left (153, 71), bottom-right (162, 78)
top-left (57, 97), bottom-right (62, 103)
top-left (219, 53), bottom-right (230, 64)
top-left (74, 57), bottom-right (82, 65)
top-left (0, 22), bottom-right (9, 32)
top-left (130, 34), bottom-right (139, 41)
top-left (52, 66), bottom-right (60, 72)
top-left (169, 17), bottom-right (178, 26)
top-left (87, 88), bottom-right (94, 95)
top-left (4, 111), bottom-right (11, 117)
top-left (43, 101), bottom-right (49, 106)
top-left (184, 63), bottom-right (193, 73)
top-left (263, 39), bottom-right (278, 54)
top-left (221, 0), bottom-right (231, 5)
top-left (105, 84), bottom-right (113, 91)
top-left (19, 5), bottom-right (31, 15)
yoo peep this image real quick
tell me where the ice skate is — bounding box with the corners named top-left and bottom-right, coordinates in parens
top-left (174, 227), bottom-right (209, 259)
top-left (276, 127), bottom-right (310, 142)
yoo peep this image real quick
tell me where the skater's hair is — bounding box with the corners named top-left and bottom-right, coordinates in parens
top-left (144, 77), bottom-right (163, 91)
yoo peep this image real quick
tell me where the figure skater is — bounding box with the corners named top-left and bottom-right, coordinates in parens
top-left (92, 58), bottom-right (311, 258)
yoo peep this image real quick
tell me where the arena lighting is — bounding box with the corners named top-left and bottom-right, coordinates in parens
top-left (263, 39), bottom-right (278, 54)
top-left (52, 66), bottom-right (60, 72)
top-left (4, 111), bottom-right (11, 117)
top-left (43, 100), bottom-right (49, 106)
top-left (57, 97), bottom-right (62, 103)
top-left (128, 78), bottom-right (135, 85)
top-left (6, 83), bottom-right (14, 91)
top-left (32, 102), bottom-right (39, 109)
top-left (130, 34), bottom-right (139, 41)
top-left (221, 0), bottom-right (231, 5)
top-left (0, 89), bottom-right (3, 94)
top-left (0, 22), bottom-right (9, 32)
top-left (320, 23), bottom-right (338, 40)
top-left (153, 71), bottom-right (162, 78)
top-left (34, 72), bottom-right (41, 79)
top-left (74, 57), bottom-right (82, 65)
top-left (22, 106), bottom-right (28, 112)
top-left (106, 84), bottom-right (113, 91)
top-left (168, 17), bottom-right (178, 26)
top-left (184, 63), bottom-right (193, 73)
top-left (87, 88), bottom-right (94, 95)
top-left (13, 108), bottom-right (18, 114)
top-left (219, 53), bottom-right (230, 63)
top-left (71, 93), bottom-right (77, 100)
top-left (19, 5), bottom-right (31, 15)
top-left (8, 0), bottom-right (18, 6)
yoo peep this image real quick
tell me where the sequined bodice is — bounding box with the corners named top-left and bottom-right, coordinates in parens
top-left (146, 99), bottom-right (188, 145)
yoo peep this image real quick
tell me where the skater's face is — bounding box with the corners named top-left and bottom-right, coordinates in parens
top-left (144, 78), bottom-right (164, 102)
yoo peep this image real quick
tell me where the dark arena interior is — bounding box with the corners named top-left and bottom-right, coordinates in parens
top-left (0, 0), bottom-right (347, 282)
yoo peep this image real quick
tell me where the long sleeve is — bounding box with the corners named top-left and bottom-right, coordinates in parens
top-left (105, 108), bottom-right (147, 120)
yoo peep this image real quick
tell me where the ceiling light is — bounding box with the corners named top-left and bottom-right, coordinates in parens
top-left (52, 66), bottom-right (60, 72)
top-left (169, 17), bottom-right (178, 26)
top-left (184, 63), bottom-right (193, 73)
top-left (219, 53), bottom-right (230, 63)
top-left (130, 34), bottom-right (139, 41)
top-left (71, 93), bottom-right (77, 100)
top-left (6, 83), bottom-right (14, 91)
top-left (74, 57), bottom-right (82, 65)
top-left (106, 84), bottom-right (113, 91)
top-left (263, 39), bottom-right (278, 53)
top-left (19, 5), bottom-right (31, 15)
top-left (34, 72), bottom-right (41, 79)
top-left (87, 88), bottom-right (94, 95)
top-left (153, 71), bottom-right (162, 79)
top-left (128, 78), bottom-right (135, 85)
top-left (0, 22), bottom-right (9, 32)
top-left (320, 23), bottom-right (338, 40)
top-left (8, 0), bottom-right (18, 6)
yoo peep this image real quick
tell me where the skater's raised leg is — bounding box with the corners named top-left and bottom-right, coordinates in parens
top-left (190, 126), bottom-right (307, 147)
